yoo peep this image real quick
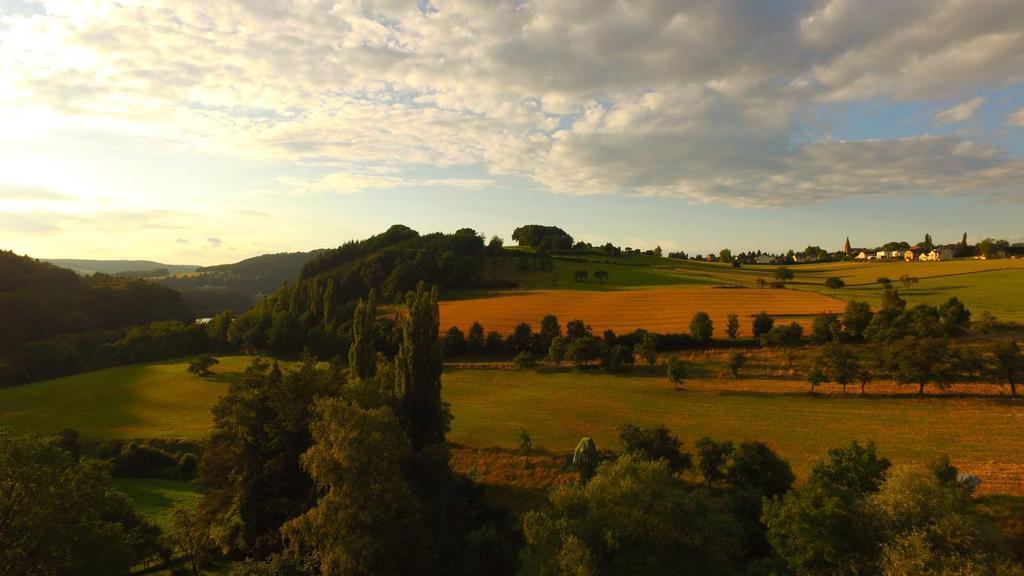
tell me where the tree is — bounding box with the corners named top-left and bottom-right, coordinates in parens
top-left (877, 276), bottom-right (892, 287)
top-left (539, 314), bottom-right (561, 350)
top-left (547, 336), bottom-right (568, 366)
top-left (807, 367), bottom-right (826, 394)
top-left (899, 274), bottom-right (918, 289)
top-left (920, 233), bottom-right (934, 251)
top-left (442, 326), bottom-right (467, 357)
top-left (510, 322), bottom-right (533, 353)
top-left (938, 296), bottom-right (971, 336)
top-left (520, 457), bottom-right (742, 576)
top-left (466, 322), bottom-right (485, 355)
top-left (725, 313), bottom-right (740, 340)
top-left (728, 351), bottom-right (747, 378)
top-left (811, 314), bottom-right (843, 344)
top-left (824, 276), bottom-right (845, 290)
top-left (987, 340), bottom-right (1024, 396)
top-left (619, 423), bottom-right (691, 473)
top-left (764, 442), bottom-right (891, 576)
top-left (593, 270), bottom-right (609, 282)
top-left (0, 429), bottom-right (141, 575)
top-left (395, 283), bottom-right (450, 452)
top-left (513, 351), bottom-right (537, 369)
top-left (820, 342), bottom-right (858, 394)
top-left (695, 437), bottom-right (734, 485)
top-left (667, 356), bottom-right (688, 390)
top-left (567, 335), bottom-right (602, 368)
top-left (187, 354), bottom-right (219, 376)
top-left (690, 311), bottom-right (714, 343)
top-left (719, 248), bottom-right (733, 263)
top-left (573, 270), bottom-right (588, 282)
top-left (843, 300), bottom-right (873, 340)
top-left (572, 437), bottom-right (601, 483)
top-left (565, 319), bottom-right (591, 341)
top-left (627, 331), bottom-right (655, 366)
top-left (519, 430), bottom-right (532, 468)
top-left (888, 338), bottom-right (956, 396)
top-left (282, 400), bottom-right (431, 576)
top-left (348, 290), bottom-right (377, 380)
top-left (752, 312), bottom-right (774, 338)
top-left (171, 507), bottom-right (213, 576)
top-left (774, 267), bottom-right (795, 284)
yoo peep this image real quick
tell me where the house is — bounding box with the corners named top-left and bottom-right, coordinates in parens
top-left (855, 251), bottom-right (872, 260)
top-left (876, 251), bottom-right (889, 259)
top-left (903, 250), bottom-right (917, 262)
top-left (755, 254), bottom-right (774, 264)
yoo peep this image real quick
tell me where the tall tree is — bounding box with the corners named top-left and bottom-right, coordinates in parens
top-left (394, 283), bottom-right (450, 452)
top-left (348, 290), bottom-right (377, 380)
top-left (538, 314), bottom-right (561, 350)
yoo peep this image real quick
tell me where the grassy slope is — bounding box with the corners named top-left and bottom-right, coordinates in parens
top-left (113, 478), bottom-right (203, 531)
top-left (0, 356), bottom-right (250, 439)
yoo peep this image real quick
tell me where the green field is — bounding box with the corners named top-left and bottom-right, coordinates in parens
top-left (4, 358), bottom-right (1024, 495)
top-left (442, 369), bottom-right (1024, 495)
top-left (113, 478), bottom-right (203, 531)
top-left (0, 356), bottom-right (250, 439)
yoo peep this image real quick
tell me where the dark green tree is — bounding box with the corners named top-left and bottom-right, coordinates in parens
top-left (521, 457), bottom-right (742, 576)
top-left (348, 290), bottom-right (377, 380)
top-left (987, 340), bottom-right (1024, 396)
top-left (690, 311), bottom-right (714, 343)
top-left (774, 267), bottom-right (795, 283)
top-left (538, 314), bottom-right (561, 350)
top-left (725, 313), bottom-right (740, 340)
top-left (187, 354), bottom-right (219, 376)
top-left (394, 283), bottom-right (450, 452)
top-left (695, 437), bottom-right (735, 485)
top-left (824, 276), bottom-right (845, 290)
top-left (843, 300), bottom-right (873, 340)
top-left (619, 423), bottom-right (692, 473)
top-left (466, 322), bottom-right (485, 355)
top-left (667, 356), bottom-right (688, 390)
top-left (752, 312), bottom-right (774, 338)
top-left (634, 331), bottom-right (658, 365)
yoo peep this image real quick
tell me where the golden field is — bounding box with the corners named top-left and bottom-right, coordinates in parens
top-left (439, 286), bottom-right (847, 337)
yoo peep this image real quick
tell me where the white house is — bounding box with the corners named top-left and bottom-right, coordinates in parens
top-left (903, 250), bottom-right (917, 262)
top-left (876, 251), bottom-right (889, 259)
top-left (755, 254), bottom-right (774, 264)
top-left (855, 251), bottom-right (871, 260)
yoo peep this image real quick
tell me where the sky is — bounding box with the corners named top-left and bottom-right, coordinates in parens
top-left (1, 0), bottom-right (1023, 265)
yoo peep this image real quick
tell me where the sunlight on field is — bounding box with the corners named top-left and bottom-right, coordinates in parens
top-left (439, 286), bottom-right (847, 336)
top-left (444, 368), bottom-right (1024, 496)
top-left (0, 356), bottom-right (250, 439)
top-left (113, 478), bottom-right (203, 531)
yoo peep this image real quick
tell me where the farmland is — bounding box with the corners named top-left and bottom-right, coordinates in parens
top-left (440, 286), bottom-right (847, 337)
top-left (456, 256), bottom-right (1024, 325)
top-left (5, 356), bottom-right (1024, 496)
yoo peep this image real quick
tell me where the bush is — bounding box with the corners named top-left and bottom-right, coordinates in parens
top-left (177, 453), bottom-right (199, 480)
top-left (113, 442), bottom-right (178, 478)
top-left (752, 312), bottom-right (774, 338)
top-left (512, 351), bottom-right (537, 369)
top-left (761, 322), bottom-right (803, 347)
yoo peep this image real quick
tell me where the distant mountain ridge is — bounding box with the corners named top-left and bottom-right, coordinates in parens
top-left (43, 258), bottom-right (199, 276)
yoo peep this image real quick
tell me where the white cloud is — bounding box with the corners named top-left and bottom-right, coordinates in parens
top-left (934, 97), bottom-right (986, 123)
top-left (1008, 108), bottom-right (1024, 127)
top-left (2, 0), bottom-right (1024, 207)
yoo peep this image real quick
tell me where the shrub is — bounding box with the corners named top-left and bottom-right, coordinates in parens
top-left (513, 351), bottom-right (537, 369)
top-left (752, 312), bottom-right (774, 338)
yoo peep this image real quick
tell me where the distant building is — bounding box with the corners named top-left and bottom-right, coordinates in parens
top-left (755, 254), bottom-right (774, 264)
top-left (844, 237), bottom-right (852, 256)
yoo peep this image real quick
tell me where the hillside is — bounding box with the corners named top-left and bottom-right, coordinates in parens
top-left (0, 251), bottom-right (192, 356)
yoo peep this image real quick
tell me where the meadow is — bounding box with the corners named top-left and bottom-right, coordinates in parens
top-left (113, 478), bottom-right (204, 531)
top-left (4, 356), bottom-right (1024, 496)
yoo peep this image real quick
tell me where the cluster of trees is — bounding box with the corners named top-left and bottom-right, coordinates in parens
top-left (511, 225), bottom-right (574, 252)
top-left (520, 426), bottom-right (1020, 575)
top-left (0, 250), bottom-right (191, 357)
top-left (194, 282), bottom-right (519, 574)
top-left (442, 315), bottom-right (698, 370)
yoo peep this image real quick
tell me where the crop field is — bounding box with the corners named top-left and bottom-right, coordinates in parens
top-left (0, 356), bottom-right (251, 439)
top-left (439, 286), bottom-right (847, 336)
top-left (443, 368), bottom-right (1024, 496)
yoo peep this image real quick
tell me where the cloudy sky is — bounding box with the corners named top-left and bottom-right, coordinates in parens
top-left (2, 0), bottom-right (1023, 264)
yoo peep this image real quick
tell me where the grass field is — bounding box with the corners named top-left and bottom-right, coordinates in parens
top-left (440, 286), bottom-right (847, 336)
top-left (442, 368), bottom-right (1024, 496)
top-left (113, 478), bottom-right (203, 531)
top-left (0, 356), bottom-right (250, 439)
top-left (5, 356), bottom-right (1024, 496)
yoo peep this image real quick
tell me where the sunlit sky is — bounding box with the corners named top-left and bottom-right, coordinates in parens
top-left (2, 0), bottom-right (1023, 265)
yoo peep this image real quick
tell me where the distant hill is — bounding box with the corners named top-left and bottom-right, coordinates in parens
top-left (44, 258), bottom-right (199, 276)
top-left (156, 251), bottom-right (324, 315)
top-left (0, 251), bottom-right (191, 356)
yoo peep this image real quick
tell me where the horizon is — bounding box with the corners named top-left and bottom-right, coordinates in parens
top-left (2, 1), bottom-right (1024, 264)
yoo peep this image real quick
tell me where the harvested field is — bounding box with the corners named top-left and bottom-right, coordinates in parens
top-left (439, 286), bottom-right (847, 337)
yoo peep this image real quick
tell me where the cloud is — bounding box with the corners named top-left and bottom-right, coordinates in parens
top-left (206, 237), bottom-right (223, 248)
top-left (1008, 108), bottom-right (1024, 127)
top-left (934, 97), bottom-right (986, 123)
top-left (2, 0), bottom-right (1024, 206)
top-left (0, 184), bottom-right (72, 201)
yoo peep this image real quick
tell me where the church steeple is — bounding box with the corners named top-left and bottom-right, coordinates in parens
top-left (844, 237), bottom-right (852, 255)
